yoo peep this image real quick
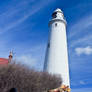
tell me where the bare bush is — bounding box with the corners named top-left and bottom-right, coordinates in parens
top-left (0, 63), bottom-right (62, 92)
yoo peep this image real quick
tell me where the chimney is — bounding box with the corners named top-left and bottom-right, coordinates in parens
top-left (8, 51), bottom-right (13, 63)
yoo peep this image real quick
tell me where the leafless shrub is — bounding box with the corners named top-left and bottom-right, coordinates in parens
top-left (0, 63), bottom-right (62, 92)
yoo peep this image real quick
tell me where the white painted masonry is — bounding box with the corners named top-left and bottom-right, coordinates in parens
top-left (44, 8), bottom-right (70, 86)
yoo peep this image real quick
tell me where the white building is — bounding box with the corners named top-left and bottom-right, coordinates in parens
top-left (44, 8), bottom-right (70, 86)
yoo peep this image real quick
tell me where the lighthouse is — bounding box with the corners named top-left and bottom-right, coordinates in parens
top-left (44, 8), bottom-right (70, 86)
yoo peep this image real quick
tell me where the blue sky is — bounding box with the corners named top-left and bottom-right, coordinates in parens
top-left (0, 0), bottom-right (92, 91)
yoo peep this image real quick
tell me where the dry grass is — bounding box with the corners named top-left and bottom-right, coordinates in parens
top-left (0, 63), bottom-right (62, 92)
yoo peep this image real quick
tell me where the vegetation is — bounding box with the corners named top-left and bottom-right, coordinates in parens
top-left (0, 63), bottom-right (62, 92)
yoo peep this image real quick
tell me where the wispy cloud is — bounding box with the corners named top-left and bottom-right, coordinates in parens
top-left (0, 0), bottom-right (54, 34)
top-left (70, 35), bottom-right (92, 48)
top-left (0, 0), bottom-right (54, 59)
top-left (68, 13), bottom-right (92, 88)
top-left (79, 80), bottom-right (86, 85)
top-left (17, 54), bottom-right (37, 68)
top-left (72, 88), bottom-right (92, 92)
top-left (68, 14), bottom-right (92, 48)
top-left (11, 43), bottom-right (46, 70)
top-left (75, 46), bottom-right (92, 55)
top-left (68, 13), bottom-right (92, 39)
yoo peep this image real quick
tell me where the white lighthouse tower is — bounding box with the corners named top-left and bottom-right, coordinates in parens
top-left (44, 8), bottom-right (70, 86)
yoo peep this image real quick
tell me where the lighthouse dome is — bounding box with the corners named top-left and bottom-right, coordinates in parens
top-left (52, 8), bottom-right (64, 21)
top-left (54, 8), bottom-right (63, 13)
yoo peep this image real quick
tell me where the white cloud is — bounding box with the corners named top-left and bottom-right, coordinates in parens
top-left (75, 46), bottom-right (92, 55)
top-left (79, 80), bottom-right (86, 85)
top-left (17, 54), bottom-right (37, 68)
top-left (13, 43), bottom-right (46, 70)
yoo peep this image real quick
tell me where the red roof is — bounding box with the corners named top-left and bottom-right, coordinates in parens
top-left (0, 58), bottom-right (9, 64)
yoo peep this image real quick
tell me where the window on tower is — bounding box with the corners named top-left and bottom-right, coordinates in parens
top-left (55, 23), bottom-right (57, 27)
top-left (48, 43), bottom-right (50, 48)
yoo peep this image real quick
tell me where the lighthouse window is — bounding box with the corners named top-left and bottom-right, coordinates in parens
top-left (48, 43), bottom-right (50, 48)
top-left (55, 23), bottom-right (57, 27)
top-left (52, 12), bottom-right (57, 18)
